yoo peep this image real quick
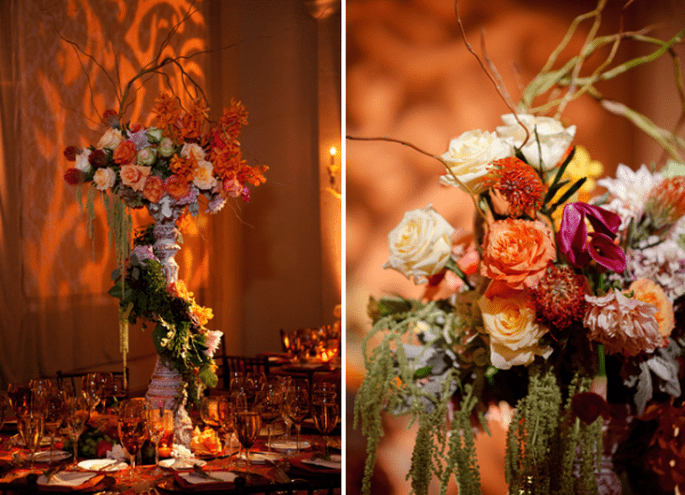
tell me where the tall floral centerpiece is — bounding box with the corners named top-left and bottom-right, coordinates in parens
top-left (63, 80), bottom-right (267, 432)
top-left (353, 3), bottom-right (685, 495)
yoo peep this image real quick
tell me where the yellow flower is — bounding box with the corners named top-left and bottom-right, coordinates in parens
top-left (551, 145), bottom-right (603, 228)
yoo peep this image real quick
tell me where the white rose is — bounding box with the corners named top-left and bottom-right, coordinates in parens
top-left (75, 149), bottom-right (92, 173)
top-left (439, 130), bottom-right (512, 194)
top-left (193, 160), bottom-right (217, 190)
top-left (383, 204), bottom-right (455, 284)
top-left (181, 142), bottom-right (206, 162)
top-left (496, 114), bottom-right (575, 170)
top-left (97, 128), bottom-right (124, 150)
top-left (93, 167), bottom-right (116, 191)
top-left (478, 294), bottom-right (552, 369)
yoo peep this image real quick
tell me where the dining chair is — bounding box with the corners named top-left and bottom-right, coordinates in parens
top-left (219, 355), bottom-right (270, 389)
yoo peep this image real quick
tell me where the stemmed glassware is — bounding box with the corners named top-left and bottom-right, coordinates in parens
top-left (233, 403), bottom-right (261, 466)
top-left (110, 374), bottom-right (127, 412)
top-left (0, 392), bottom-right (8, 432)
top-left (82, 373), bottom-right (103, 414)
top-left (284, 378), bottom-right (309, 454)
top-left (200, 396), bottom-right (224, 457)
top-left (41, 387), bottom-right (67, 463)
top-left (311, 388), bottom-right (339, 457)
top-left (7, 382), bottom-right (33, 418)
top-left (145, 399), bottom-right (172, 473)
top-left (18, 405), bottom-right (44, 470)
top-left (117, 398), bottom-right (148, 479)
top-left (255, 383), bottom-right (282, 453)
top-left (216, 397), bottom-right (234, 458)
top-left (98, 373), bottom-right (114, 412)
top-left (65, 395), bottom-right (90, 465)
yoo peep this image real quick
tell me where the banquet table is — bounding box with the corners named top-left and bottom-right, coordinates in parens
top-left (0, 412), bottom-right (341, 495)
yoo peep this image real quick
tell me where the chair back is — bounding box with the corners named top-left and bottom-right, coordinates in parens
top-left (221, 355), bottom-right (270, 388)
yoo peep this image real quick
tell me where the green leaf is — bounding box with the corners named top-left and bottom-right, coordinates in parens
top-left (678, 234), bottom-right (685, 252)
top-left (513, 146), bottom-right (527, 163)
top-left (111, 268), bottom-right (121, 281)
top-left (543, 147), bottom-right (576, 204)
top-left (151, 323), bottom-right (168, 355)
top-left (199, 364), bottom-right (218, 388)
top-left (131, 267), bottom-right (140, 281)
top-left (545, 177), bottom-right (587, 215)
top-left (415, 366), bottom-right (433, 379)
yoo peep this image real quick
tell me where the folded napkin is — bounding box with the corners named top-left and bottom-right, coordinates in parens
top-left (37, 471), bottom-right (103, 488)
top-left (301, 456), bottom-right (341, 470)
top-left (174, 470), bottom-right (237, 491)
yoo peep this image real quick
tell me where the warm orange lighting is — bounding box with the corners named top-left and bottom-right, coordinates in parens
top-left (329, 146), bottom-right (337, 157)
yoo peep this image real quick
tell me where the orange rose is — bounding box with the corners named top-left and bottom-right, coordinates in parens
top-left (481, 219), bottom-right (555, 298)
top-left (629, 279), bottom-right (674, 340)
top-left (113, 140), bottom-right (137, 165)
top-left (142, 175), bottom-right (165, 203)
top-left (120, 164), bottom-right (151, 192)
top-left (164, 175), bottom-right (191, 200)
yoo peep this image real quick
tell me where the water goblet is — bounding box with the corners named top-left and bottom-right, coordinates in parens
top-left (18, 409), bottom-right (44, 470)
top-left (65, 395), bottom-right (90, 465)
top-left (145, 400), bottom-right (172, 472)
top-left (216, 397), bottom-right (235, 458)
top-left (255, 385), bottom-right (282, 453)
top-left (41, 388), bottom-right (66, 463)
top-left (110, 374), bottom-right (127, 412)
top-left (233, 404), bottom-right (261, 466)
top-left (29, 378), bottom-right (55, 409)
top-left (117, 398), bottom-right (148, 479)
top-left (98, 373), bottom-right (114, 412)
top-left (311, 391), bottom-right (339, 457)
top-left (284, 379), bottom-right (309, 454)
top-left (200, 396), bottom-right (224, 457)
top-left (8, 383), bottom-right (33, 418)
top-left (82, 373), bottom-right (103, 414)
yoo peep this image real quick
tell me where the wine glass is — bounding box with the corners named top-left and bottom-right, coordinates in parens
top-left (41, 388), bottom-right (66, 463)
top-left (8, 383), bottom-right (36, 424)
top-left (82, 373), bottom-right (103, 414)
top-left (200, 397), bottom-right (223, 457)
top-left (18, 409), bottom-right (44, 470)
top-left (117, 398), bottom-right (148, 479)
top-left (311, 390), bottom-right (339, 457)
top-left (216, 397), bottom-right (235, 458)
top-left (28, 378), bottom-right (55, 409)
top-left (284, 379), bottom-right (309, 454)
top-left (98, 373), bottom-right (114, 412)
top-left (145, 400), bottom-right (172, 472)
top-left (110, 374), bottom-right (127, 412)
top-left (65, 395), bottom-right (90, 465)
top-left (233, 404), bottom-right (261, 466)
top-left (0, 392), bottom-right (8, 432)
top-left (255, 384), bottom-right (282, 453)
top-left (229, 373), bottom-right (255, 407)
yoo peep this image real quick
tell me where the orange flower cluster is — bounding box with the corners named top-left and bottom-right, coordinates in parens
top-left (152, 92), bottom-right (182, 139)
top-left (489, 157), bottom-right (547, 218)
top-left (644, 175), bottom-right (685, 229)
top-left (169, 155), bottom-right (198, 184)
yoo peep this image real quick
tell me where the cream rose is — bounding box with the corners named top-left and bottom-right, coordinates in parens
top-left (93, 167), bottom-right (116, 191)
top-left (158, 137), bottom-right (177, 158)
top-left (97, 128), bottom-right (124, 150)
top-left (137, 147), bottom-right (157, 167)
top-left (383, 204), bottom-right (455, 284)
top-left (120, 164), bottom-right (151, 192)
top-left (193, 160), bottom-right (217, 190)
top-left (439, 130), bottom-right (512, 194)
top-left (181, 142), bottom-right (206, 162)
top-left (496, 114), bottom-right (575, 170)
top-left (75, 149), bottom-right (92, 173)
top-left (478, 293), bottom-right (552, 369)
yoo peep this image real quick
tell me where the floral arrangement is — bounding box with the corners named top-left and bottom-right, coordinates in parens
top-left (353, 3), bottom-right (685, 495)
top-left (61, 27), bottom-right (267, 400)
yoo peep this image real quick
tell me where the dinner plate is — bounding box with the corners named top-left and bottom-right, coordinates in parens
top-left (11, 434), bottom-right (52, 446)
top-left (159, 458), bottom-right (207, 470)
top-left (77, 459), bottom-right (128, 472)
top-left (36, 472), bottom-right (115, 492)
top-left (269, 439), bottom-right (311, 452)
top-left (28, 450), bottom-right (72, 463)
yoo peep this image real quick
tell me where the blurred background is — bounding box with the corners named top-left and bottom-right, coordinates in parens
top-left (345, 0), bottom-right (685, 493)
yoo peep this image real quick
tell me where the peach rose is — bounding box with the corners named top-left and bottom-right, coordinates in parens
top-left (143, 176), bottom-right (165, 203)
top-left (97, 128), bottom-right (124, 150)
top-left (93, 167), bottom-right (116, 191)
top-left (120, 164), bottom-right (151, 192)
top-left (478, 293), bottom-right (552, 369)
top-left (113, 140), bottom-right (137, 165)
top-left (193, 160), bottom-right (217, 190)
top-left (629, 279), bottom-right (675, 340)
top-left (480, 219), bottom-right (555, 297)
top-left (164, 175), bottom-right (191, 200)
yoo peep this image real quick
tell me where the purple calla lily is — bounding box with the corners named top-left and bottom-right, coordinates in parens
top-left (558, 202), bottom-right (626, 272)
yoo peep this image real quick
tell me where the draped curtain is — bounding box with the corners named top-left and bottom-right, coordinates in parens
top-left (0, 0), bottom-right (342, 393)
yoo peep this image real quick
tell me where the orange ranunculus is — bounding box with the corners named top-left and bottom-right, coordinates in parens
top-left (164, 174), bottom-right (191, 200)
top-left (142, 175), bottom-right (165, 204)
top-left (191, 303), bottom-right (213, 327)
top-left (120, 164), bottom-right (151, 192)
top-left (167, 280), bottom-right (191, 300)
top-left (629, 279), bottom-right (675, 341)
top-left (113, 140), bottom-right (137, 165)
top-left (480, 218), bottom-right (556, 298)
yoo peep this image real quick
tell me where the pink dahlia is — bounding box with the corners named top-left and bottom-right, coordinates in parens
top-left (584, 289), bottom-right (662, 356)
